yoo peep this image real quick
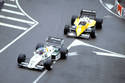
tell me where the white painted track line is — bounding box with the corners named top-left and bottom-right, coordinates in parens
top-left (33, 70), bottom-right (48, 83)
top-left (16, 0), bottom-right (37, 22)
top-left (93, 51), bottom-right (125, 58)
top-left (10, 0), bottom-right (15, 1)
top-left (0, 15), bottom-right (35, 24)
top-left (1, 9), bottom-right (25, 16)
top-left (0, 22), bottom-right (38, 53)
top-left (0, 0), bottom-right (39, 53)
top-left (0, 22), bottom-right (27, 30)
top-left (4, 3), bottom-right (18, 8)
top-left (68, 39), bottom-right (125, 58)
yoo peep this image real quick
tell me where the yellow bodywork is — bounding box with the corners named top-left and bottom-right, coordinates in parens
top-left (74, 17), bottom-right (96, 36)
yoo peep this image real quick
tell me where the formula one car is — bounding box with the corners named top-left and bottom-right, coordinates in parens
top-left (64, 9), bottom-right (103, 39)
top-left (17, 36), bottom-right (68, 71)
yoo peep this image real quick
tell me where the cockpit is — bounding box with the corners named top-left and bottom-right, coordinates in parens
top-left (36, 48), bottom-right (46, 55)
top-left (79, 21), bottom-right (86, 25)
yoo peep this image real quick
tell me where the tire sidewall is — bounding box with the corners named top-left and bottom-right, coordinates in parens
top-left (64, 25), bottom-right (70, 35)
top-left (44, 59), bottom-right (52, 70)
top-left (60, 47), bottom-right (68, 59)
top-left (17, 54), bottom-right (26, 64)
top-left (95, 18), bottom-right (103, 29)
top-left (90, 28), bottom-right (96, 38)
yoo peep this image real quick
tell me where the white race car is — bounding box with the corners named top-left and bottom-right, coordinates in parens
top-left (17, 36), bottom-right (68, 70)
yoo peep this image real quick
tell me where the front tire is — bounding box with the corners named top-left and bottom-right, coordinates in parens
top-left (44, 59), bottom-right (52, 70)
top-left (17, 54), bottom-right (26, 64)
top-left (64, 25), bottom-right (70, 35)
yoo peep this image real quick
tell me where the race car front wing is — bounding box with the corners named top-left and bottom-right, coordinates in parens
top-left (66, 26), bottom-right (93, 39)
top-left (18, 62), bottom-right (45, 71)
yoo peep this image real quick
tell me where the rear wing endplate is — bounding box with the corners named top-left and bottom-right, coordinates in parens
top-left (80, 9), bottom-right (96, 19)
top-left (46, 36), bottom-right (64, 47)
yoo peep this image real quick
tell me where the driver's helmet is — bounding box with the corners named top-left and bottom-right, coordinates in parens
top-left (36, 48), bottom-right (45, 55)
top-left (79, 21), bottom-right (86, 25)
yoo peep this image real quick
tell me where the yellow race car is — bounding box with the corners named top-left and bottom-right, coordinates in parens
top-left (64, 9), bottom-right (103, 39)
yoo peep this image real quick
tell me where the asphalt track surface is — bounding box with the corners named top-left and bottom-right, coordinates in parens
top-left (0, 0), bottom-right (125, 83)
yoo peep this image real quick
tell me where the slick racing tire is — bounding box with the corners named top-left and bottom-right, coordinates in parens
top-left (44, 59), bottom-right (52, 70)
top-left (90, 28), bottom-right (96, 38)
top-left (36, 43), bottom-right (44, 50)
top-left (60, 47), bottom-right (68, 59)
top-left (17, 54), bottom-right (26, 64)
top-left (95, 18), bottom-right (103, 29)
top-left (64, 25), bottom-right (70, 35)
top-left (71, 15), bottom-right (78, 25)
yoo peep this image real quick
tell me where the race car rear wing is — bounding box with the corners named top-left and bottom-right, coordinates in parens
top-left (80, 9), bottom-right (96, 19)
top-left (46, 36), bottom-right (64, 48)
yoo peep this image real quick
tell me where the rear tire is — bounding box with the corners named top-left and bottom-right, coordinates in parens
top-left (95, 18), bottom-right (103, 29)
top-left (44, 59), bottom-right (52, 70)
top-left (64, 25), bottom-right (70, 35)
top-left (60, 47), bottom-right (68, 59)
top-left (71, 15), bottom-right (78, 25)
top-left (17, 54), bottom-right (26, 64)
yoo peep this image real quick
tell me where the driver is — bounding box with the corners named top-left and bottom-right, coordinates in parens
top-left (79, 21), bottom-right (86, 25)
top-left (36, 48), bottom-right (45, 55)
